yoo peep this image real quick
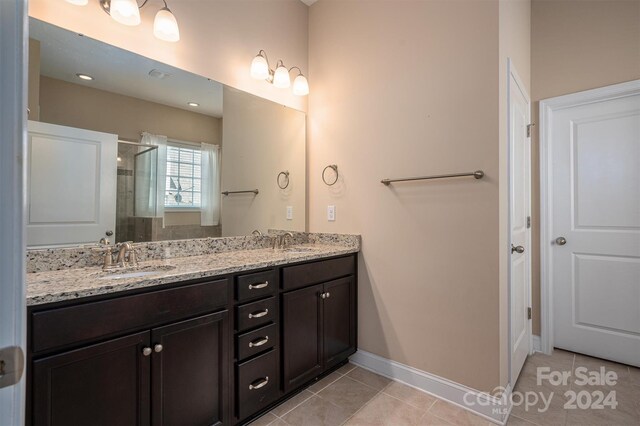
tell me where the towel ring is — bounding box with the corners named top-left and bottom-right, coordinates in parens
top-left (277, 171), bottom-right (290, 189)
top-left (322, 164), bottom-right (339, 186)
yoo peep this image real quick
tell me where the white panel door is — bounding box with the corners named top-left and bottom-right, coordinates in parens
top-left (27, 121), bottom-right (117, 247)
top-left (509, 66), bottom-right (531, 382)
top-left (550, 85), bottom-right (640, 366)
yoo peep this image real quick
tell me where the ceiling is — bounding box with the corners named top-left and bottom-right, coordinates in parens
top-left (30, 18), bottom-right (223, 118)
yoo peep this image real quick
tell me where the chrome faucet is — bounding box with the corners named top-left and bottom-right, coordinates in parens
top-left (282, 232), bottom-right (294, 249)
top-left (115, 242), bottom-right (138, 268)
top-left (272, 232), bottom-right (295, 250)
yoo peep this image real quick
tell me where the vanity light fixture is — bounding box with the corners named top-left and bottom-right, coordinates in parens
top-left (187, 102), bottom-right (199, 107)
top-left (76, 73), bottom-right (94, 81)
top-left (67, 0), bottom-right (180, 42)
top-left (250, 50), bottom-right (309, 96)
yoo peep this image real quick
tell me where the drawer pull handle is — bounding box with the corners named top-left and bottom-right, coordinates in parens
top-left (249, 281), bottom-right (269, 290)
top-left (249, 309), bottom-right (269, 319)
top-left (249, 336), bottom-right (269, 348)
top-left (249, 376), bottom-right (269, 390)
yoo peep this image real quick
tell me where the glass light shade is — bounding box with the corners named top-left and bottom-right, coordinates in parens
top-left (250, 55), bottom-right (270, 80)
top-left (273, 65), bottom-right (291, 89)
top-left (66, 0), bottom-right (89, 5)
top-left (110, 0), bottom-right (141, 26)
top-left (292, 74), bottom-right (309, 96)
top-left (154, 8), bottom-right (180, 42)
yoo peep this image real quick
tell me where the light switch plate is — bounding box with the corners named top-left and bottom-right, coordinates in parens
top-left (327, 205), bottom-right (336, 221)
top-left (286, 206), bottom-right (293, 220)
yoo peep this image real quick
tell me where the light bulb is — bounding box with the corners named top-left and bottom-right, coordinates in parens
top-left (110, 0), bottom-right (141, 26)
top-left (292, 74), bottom-right (309, 96)
top-left (273, 64), bottom-right (291, 89)
top-left (154, 7), bottom-right (180, 42)
top-left (250, 54), bottom-right (269, 80)
top-left (66, 0), bottom-right (89, 5)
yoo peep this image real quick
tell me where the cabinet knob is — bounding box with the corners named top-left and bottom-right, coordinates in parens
top-left (249, 376), bottom-right (269, 390)
top-left (154, 344), bottom-right (163, 353)
top-left (142, 347), bottom-right (152, 357)
top-left (320, 292), bottom-right (331, 299)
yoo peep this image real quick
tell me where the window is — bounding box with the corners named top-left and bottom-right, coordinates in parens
top-left (165, 144), bottom-right (202, 209)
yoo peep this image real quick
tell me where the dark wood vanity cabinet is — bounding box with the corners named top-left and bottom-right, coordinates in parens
top-left (28, 280), bottom-right (230, 426)
top-left (27, 253), bottom-right (357, 426)
top-left (282, 267), bottom-right (357, 393)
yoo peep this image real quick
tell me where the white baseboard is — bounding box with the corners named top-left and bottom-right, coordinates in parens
top-left (532, 335), bottom-right (541, 353)
top-left (349, 350), bottom-right (512, 425)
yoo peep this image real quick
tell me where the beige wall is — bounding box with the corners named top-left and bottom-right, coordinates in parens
top-left (39, 76), bottom-right (222, 227)
top-left (29, 0), bottom-right (309, 112)
top-left (309, 0), bottom-right (502, 392)
top-left (222, 87), bottom-right (306, 236)
top-left (530, 0), bottom-right (640, 335)
top-left (499, 0), bottom-right (531, 386)
top-left (39, 76), bottom-right (221, 144)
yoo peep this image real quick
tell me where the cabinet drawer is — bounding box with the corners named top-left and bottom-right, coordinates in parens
top-left (282, 255), bottom-right (355, 291)
top-left (32, 279), bottom-right (229, 354)
top-left (236, 270), bottom-right (276, 302)
top-left (236, 349), bottom-right (278, 420)
top-left (236, 297), bottom-right (277, 333)
top-left (236, 323), bottom-right (277, 361)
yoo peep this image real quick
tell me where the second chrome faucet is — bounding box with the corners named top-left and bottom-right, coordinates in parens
top-left (271, 232), bottom-right (294, 250)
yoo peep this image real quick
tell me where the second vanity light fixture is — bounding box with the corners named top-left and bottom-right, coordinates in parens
top-left (250, 50), bottom-right (309, 96)
top-left (66, 0), bottom-right (181, 42)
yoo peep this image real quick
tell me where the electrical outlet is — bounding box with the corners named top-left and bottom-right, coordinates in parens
top-left (286, 206), bottom-right (293, 220)
top-left (327, 205), bottom-right (336, 221)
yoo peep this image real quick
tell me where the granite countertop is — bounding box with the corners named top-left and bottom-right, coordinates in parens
top-left (27, 243), bottom-right (358, 306)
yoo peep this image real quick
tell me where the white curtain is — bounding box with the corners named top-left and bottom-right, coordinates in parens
top-left (201, 142), bottom-right (221, 226)
top-left (139, 132), bottom-right (167, 226)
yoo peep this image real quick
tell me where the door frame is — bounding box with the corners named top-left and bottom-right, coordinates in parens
top-left (539, 79), bottom-right (640, 355)
top-left (507, 58), bottom-right (533, 386)
top-left (0, 0), bottom-right (27, 422)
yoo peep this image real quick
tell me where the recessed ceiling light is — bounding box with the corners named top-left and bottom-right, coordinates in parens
top-left (76, 73), bottom-right (94, 81)
top-left (187, 102), bottom-right (199, 107)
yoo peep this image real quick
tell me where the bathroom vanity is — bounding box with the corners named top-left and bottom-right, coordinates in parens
top-left (25, 236), bottom-right (358, 426)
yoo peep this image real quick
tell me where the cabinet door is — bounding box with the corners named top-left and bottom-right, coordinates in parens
top-left (151, 311), bottom-right (229, 426)
top-left (323, 276), bottom-right (357, 368)
top-left (282, 283), bottom-right (324, 392)
top-left (32, 331), bottom-right (150, 426)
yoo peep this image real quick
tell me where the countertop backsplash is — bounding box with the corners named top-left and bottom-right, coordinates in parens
top-left (26, 231), bottom-right (361, 273)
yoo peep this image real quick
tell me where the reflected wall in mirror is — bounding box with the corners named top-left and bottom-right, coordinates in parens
top-left (27, 18), bottom-right (306, 248)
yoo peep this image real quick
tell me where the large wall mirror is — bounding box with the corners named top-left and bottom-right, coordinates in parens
top-left (27, 18), bottom-right (306, 248)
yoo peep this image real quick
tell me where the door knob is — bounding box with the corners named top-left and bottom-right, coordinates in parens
top-left (511, 245), bottom-right (525, 254)
top-left (555, 237), bottom-right (567, 246)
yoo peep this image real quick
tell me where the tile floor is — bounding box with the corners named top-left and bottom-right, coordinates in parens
top-left (509, 349), bottom-right (640, 426)
top-left (249, 363), bottom-right (493, 426)
top-left (250, 351), bottom-right (640, 426)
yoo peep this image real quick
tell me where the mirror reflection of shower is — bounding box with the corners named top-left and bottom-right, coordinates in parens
top-left (116, 140), bottom-right (158, 243)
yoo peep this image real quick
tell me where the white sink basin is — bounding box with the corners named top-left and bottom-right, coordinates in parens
top-left (95, 265), bottom-right (176, 280)
top-left (282, 247), bottom-right (316, 254)
top-left (99, 271), bottom-right (162, 280)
